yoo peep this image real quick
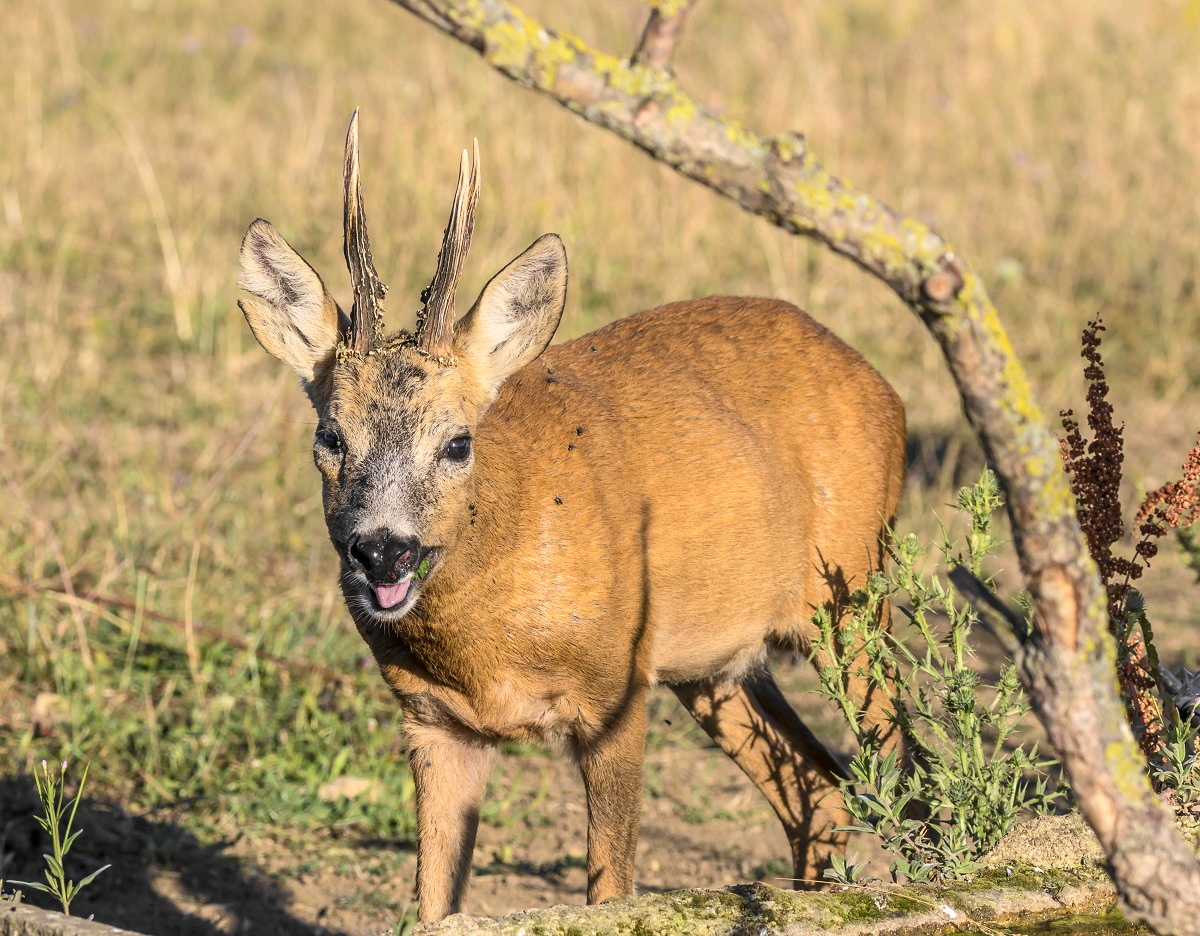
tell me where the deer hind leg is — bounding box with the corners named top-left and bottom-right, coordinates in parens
top-left (814, 596), bottom-right (902, 755)
top-left (672, 669), bottom-right (849, 887)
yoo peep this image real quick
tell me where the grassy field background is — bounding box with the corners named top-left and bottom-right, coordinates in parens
top-left (1, 0), bottom-right (1199, 932)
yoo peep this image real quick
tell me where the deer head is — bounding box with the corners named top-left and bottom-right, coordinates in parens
top-left (237, 111), bottom-right (568, 620)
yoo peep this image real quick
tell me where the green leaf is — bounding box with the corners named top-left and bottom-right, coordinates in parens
top-left (75, 864), bottom-right (111, 889)
top-left (9, 881), bottom-right (54, 895)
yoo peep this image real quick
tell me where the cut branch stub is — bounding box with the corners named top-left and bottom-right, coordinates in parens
top-left (921, 262), bottom-right (965, 306)
top-left (631, 0), bottom-right (697, 71)
top-left (417, 139), bottom-right (480, 363)
top-left (342, 108), bottom-right (388, 356)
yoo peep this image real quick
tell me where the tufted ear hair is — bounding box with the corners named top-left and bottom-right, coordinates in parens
top-left (238, 218), bottom-right (347, 387)
top-left (452, 233), bottom-right (567, 400)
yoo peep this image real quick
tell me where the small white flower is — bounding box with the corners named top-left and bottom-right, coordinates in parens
top-left (939, 905), bottom-right (959, 920)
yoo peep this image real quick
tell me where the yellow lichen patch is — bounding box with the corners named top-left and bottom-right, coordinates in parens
top-left (474, 5), bottom-right (587, 89)
top-left (586, 51), bottom-right (661, 99)
top-left (793, 180), bottom-right (836, 219)
top-left (834, 190), bottom-right (862, 216)
top-left (1105, 739), bottom-right (1154, 802)
top-left (952, 280), bottom-right (1087, 525)
top-left (786, 212), bottom-right (818, 233)
top-left (587, 47), bottom-right (624, 77)
top-left (723, 119), bottom-right (761, 150)
top-left (482, 17), bottom-right (535, 75)
top-left (974, 290), bottom-right (1049, 428)
top-left (858, 224), bottom-right (910, 275)
top-left (664, 94), bottom-right (696, 125)
top-left (1076, 583), bottom-right (1115, 658)
top-left (772, 131), bottom-right (805, 163)
top-left (1038, 460), bottom-right (1079, 519)
top-left (530, 34), bottom-right (577, 87)
top-left (805, 165), bottom-right (832, 194)
top-left (900, 216), bottom-right (937, 253)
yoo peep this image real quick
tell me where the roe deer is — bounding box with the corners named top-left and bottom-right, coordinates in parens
top-left (237, 112), bottom-right (905, 922)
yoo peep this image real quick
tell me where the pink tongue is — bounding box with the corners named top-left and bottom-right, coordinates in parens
top-left (374, 578), bottom-right (412, 610)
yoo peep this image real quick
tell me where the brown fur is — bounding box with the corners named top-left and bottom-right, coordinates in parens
top-left (239, 219), bottom-right (905, 922)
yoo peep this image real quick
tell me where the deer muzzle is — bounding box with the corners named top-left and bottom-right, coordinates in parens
top-left (347, 532), bottom-right (440, 610)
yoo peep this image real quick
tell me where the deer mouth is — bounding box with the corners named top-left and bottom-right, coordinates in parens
top-left (374, 577), bottom-right (412, 610)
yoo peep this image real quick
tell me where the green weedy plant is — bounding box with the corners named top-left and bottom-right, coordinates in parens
top-left (1151, 659), bottom-right (1200, 810)
top-left (814, 469), bottom-right (1060, 884)
top-left (824, 853), bottom-right (870, 885)
top-left (11, 760), bottom-right (110, 915)
top-left (1150, 718), bottom-right (1200, 811)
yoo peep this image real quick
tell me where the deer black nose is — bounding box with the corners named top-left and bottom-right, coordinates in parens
top-left (349, 533), bottom-right (418, 583)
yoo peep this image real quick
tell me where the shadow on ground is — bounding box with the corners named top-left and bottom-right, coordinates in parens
top-left (0, 774), bottom-right (339, 936)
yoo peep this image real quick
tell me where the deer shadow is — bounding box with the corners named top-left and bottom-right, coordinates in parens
top-left (0, 773), bottom-right (339, 936)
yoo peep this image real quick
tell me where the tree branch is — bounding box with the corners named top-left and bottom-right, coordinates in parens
top-left (383, 2), bottom-right (1200, 931)
top-left (947, 566), bottom-right (1027, 662)
top-left (630, 0), bottom-right (697, 70)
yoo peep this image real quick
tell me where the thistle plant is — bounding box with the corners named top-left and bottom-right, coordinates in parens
top-left (12, 760), bottom-right (110, 916)
top-left (814, 469), bottom-right (1060, 883)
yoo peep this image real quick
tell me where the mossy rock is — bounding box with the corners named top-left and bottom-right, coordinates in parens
top-left (417, 877), bottom-right (1119, 935)
top-left (978, 814), bottom-right (1107, 873)
top-left (418, 814), bottom-right (1145, 935)
top-left (978, 809), bottom-right (1200, 875)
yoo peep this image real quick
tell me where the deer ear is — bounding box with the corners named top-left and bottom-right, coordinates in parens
top-left (453, 234), bottom-right (567, 397)
top-left (238, 219), bottom-right (346, 384)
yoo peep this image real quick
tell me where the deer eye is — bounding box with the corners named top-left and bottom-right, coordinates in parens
top-left (316, 427), bottom-right (343, 451)
top-left (442, 435), bottom-right (472, 462)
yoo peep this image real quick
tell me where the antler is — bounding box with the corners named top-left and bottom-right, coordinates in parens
top-left (416, 140), bottom-right (480, 362)
top-left (342, 109), bottom-right (388, 355)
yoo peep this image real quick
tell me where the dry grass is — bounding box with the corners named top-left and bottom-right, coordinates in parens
top-left (0, 0), bottom-right (1199, 924)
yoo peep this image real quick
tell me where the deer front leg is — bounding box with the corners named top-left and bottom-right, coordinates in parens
top-left (575, 692), bottom-right (648, 904)
top-left (406, 722), bottom-right (496, 922)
